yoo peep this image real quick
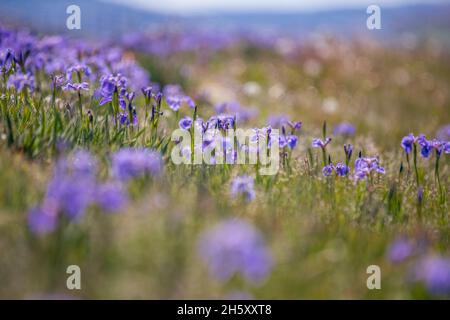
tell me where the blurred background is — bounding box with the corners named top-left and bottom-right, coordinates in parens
top-left (0, 0), bottom-right (450, 41)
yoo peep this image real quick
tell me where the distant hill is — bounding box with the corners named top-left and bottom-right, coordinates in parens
top-left (1, 0), bottom-right (450, 42)
top-left (0, 0), bottom-right (170, 37)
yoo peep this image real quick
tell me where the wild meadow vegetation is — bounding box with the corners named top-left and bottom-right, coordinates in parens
top-left (0, 25), bottom-right (450, 299)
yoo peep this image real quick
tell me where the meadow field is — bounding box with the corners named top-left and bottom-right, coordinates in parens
top-left (0, 18), bottom-right (450, 299)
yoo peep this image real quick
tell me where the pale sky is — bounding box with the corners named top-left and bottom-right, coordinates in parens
top-left (104, 0), bottom-right (449, 14)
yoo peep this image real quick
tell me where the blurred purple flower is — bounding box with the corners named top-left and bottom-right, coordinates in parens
top-left (230, 175), bottom-right (255, 202)
top-left (95, 182), bottom-right (128, 213)
top-left (66, 63), bottom-right (91, 80)
top-left (335, 162), bottom-right (350, 177)
top-left (387, 238), bottom-right (413, 263)
top-left (198, 219), bottom-right (272, 283)
top-left (333, 122), bottom-right (355, 136)
top-left (111, 148), bottom-right (163, 182)
top-left (27, 206), bottom-right (58, 235)
top-left (412, 256), bottom-right (450, 296)
top-left (417, 134), bottom-right (432, 158)
top-left (354, 156), bottom-right (385, 180)
top-left (401, 133), bottom-right (415, 154)
top-left (98, 73), bottom-right (127, 106)
top-left (436, 125), bottom-right (450, 141)
top-left (312, 137), bottom-right (331, 149)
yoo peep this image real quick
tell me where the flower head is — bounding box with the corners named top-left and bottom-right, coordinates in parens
top-left (7, 72), bottom-right (35, 92)
top-left (322, 164), bottom-right (334, 177)
top-left (312, 137), bottom-right (331, 149)
top-left (401, 133), bottom-right (415, 154)
top-left (230, 175), bottom-right (255, 202)
top-left (387, 238), bottom-right (413, 263)
top-left (335, 162), bottom-right (350, 177)
top-left (27, 206), bottom-right (58, 235)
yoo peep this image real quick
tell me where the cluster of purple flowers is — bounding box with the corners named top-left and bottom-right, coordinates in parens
top-left (412, 256), bottom-right (450, 296)
top-left (322, 162), bottom-right (350, 177)
top-left (1, 25), bottom-right (150, 124)
top-left (387, 237), bottom-right (415, 264)
top-left (354, 156), bottom-right (385, 180)
top-left (312, 137), bottom-right (332, 149)
top-left (401, 133), bottom-right (450, 158)
top-left (198, 219), bottom-right (272, 283)
top-left (28, 148), bottom-right (162, 235)
top-left (387, 237), bottom-right (450, 296)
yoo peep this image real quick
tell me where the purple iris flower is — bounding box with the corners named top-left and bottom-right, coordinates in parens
top-left (335, 162), bottom-right (350, 176)
top-left (445, 142), bottom-right (450, 154)
top-left (141, 86), bottom-right (152, 101)
top-left (401, 133), bottom-right (415, 154)
top-left (322, 164), bottom-right (334, 177)
top-left (417, 135), bottom-right (432, 158)
top-left (111, 148), bottom-right (163, 182)
top-left (354, 156), bottom-right (385, 180)
top-left (166, 95), bottom-right (182, 111)
top-left (198, 219), bottom-right (272, 283)
top-left (98, 73), bottom-right (128, 106)
top-left (286, 135), bottom-right (298, 150)
top-left (230, 175), bottom-right (255, 202)
top-left (333, 122), bottom-right (356, 136)
top-left (312, 137), bottom-right (332, 149)
top-left (179, 116), bottom-right (193, 130)
top-left (278, 135), bottom-right (287, 149)
top-left (430, 139), bottom-right (448, 156)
